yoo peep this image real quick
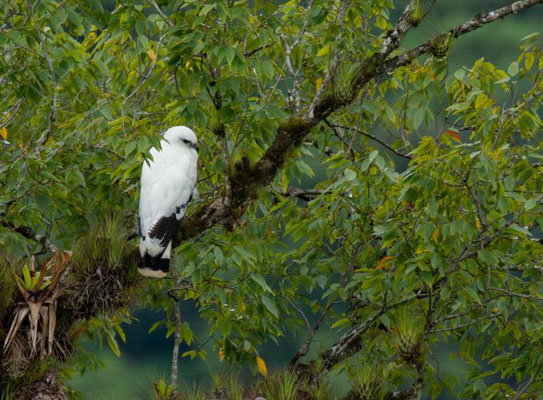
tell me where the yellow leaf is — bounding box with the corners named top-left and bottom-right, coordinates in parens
top-left (316, 45), bottom-right (329, 57)
top-left (83, 31), bottom-right (97, 47)
top-left (0, 127), bottom-right (7, 140)
top-left (218, 347), bottom-right (224, 362)
top-left (147, 49), bottom-right (157, 63)
top-left (315, 78), bottom-right (323, 90)
top-left (432, 228), bottom-right (439, 242)
top-left (256, 356), bottom-right (268, 377)
top-left (376, 16), bottom-right (388, 30)
top-left (475, 93), bottom-right (487, 109)
top-left (525, 52), bottom-right (534, 71)
top-left (1, 112), bottom-right (10, 123)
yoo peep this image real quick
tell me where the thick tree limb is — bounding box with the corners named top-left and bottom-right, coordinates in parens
top-left (379, 0), bottom-right (437, 58)
top-left (175, 0), bottom-right (542, 253)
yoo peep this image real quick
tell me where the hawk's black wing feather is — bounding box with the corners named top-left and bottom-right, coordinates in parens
top-left (147, 213), bottom-right (179, 247)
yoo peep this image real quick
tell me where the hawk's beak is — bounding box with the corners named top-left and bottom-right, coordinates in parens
top-left (193, 143), bottom-right (199, 152)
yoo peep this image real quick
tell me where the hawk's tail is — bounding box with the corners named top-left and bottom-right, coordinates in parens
top-left (138, 253), bottom-right (169, 278)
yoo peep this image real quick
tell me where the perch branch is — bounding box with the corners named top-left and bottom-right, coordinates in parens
top-left (174, 0), bottom-right (543, 262)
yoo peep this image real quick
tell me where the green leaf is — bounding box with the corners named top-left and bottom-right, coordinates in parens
top-left (478, 250), bottom-right (498, 265)
top-left (107, 334), bottom-right (121, 357)
top-left (261, 296), bottom-right (279, 318)
top-left (252, 274), bottom-right (273, 294)
top-left (316, 45), bottom-right (329, 57)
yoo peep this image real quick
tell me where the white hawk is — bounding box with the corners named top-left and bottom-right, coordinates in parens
top-left (138, 126), bottom-right (198, 278)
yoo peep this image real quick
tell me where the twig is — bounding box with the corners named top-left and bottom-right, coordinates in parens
top-left (322, 293), bottom-right (428, 370)
top-left (511, 365), bottom-right (542, 400)
top-left (490, 287), bottom-right (543, 303)
top-left (146, 0), bottom-right (174, 28)
top-left (289, 301), bottom-right (333, 365)
top-left (273, 186), bottom-right (324, 202)
top-left (326, 121), bottom-right (413, 160)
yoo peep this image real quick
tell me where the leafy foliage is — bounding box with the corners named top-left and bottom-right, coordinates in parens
top-left (0, 0), bottom-right (542, 398)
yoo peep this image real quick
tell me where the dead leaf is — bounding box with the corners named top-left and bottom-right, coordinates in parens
top-left (376, 256), bottom-right (395, 270)
top-left (444, 129), bottom-right (461, 142)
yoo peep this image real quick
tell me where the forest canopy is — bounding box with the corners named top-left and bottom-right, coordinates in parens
top-left (1, 0), bottom-right (542, 399)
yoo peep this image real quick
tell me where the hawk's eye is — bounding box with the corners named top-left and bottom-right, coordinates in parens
top-left (182, 139), bottom-right (189, 144)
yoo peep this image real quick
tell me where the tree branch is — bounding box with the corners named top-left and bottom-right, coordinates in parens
top-left (379, 0), bottom-right (437, 58)
top-left (321, 294), bottom-right (427, 370)
top-left (384, 0), bottom-right (543, 72)
top-left (0, 218), bottom-right (58, 253)
top-left (175, 0), bottom-right (542, 252)
top-left (326, 121), bottom-right (413, 160)
top-left (170, 253), bottom-right (181, 396)
top-left (273, 186), bottom-right (324, 202)
top-left (146, 0), bottom-right (174, 28)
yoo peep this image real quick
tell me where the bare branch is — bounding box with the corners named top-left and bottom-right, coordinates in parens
top-left (307, 1), bottom-right (351, 119)
top-left (322, 294), bottom-right (428, 370)
top-left (326, 121), bottom-right (413, 160)
top-left (380, 0), bottom-right (437, 58)
top-left (273, 186), bottom-right (323, 202)
top-left (490, 287), bottom-right (543, 303)
top-left (170, 253), bottom-right (182, 396)
top-left (281, 34), bottom-right (303, 113)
